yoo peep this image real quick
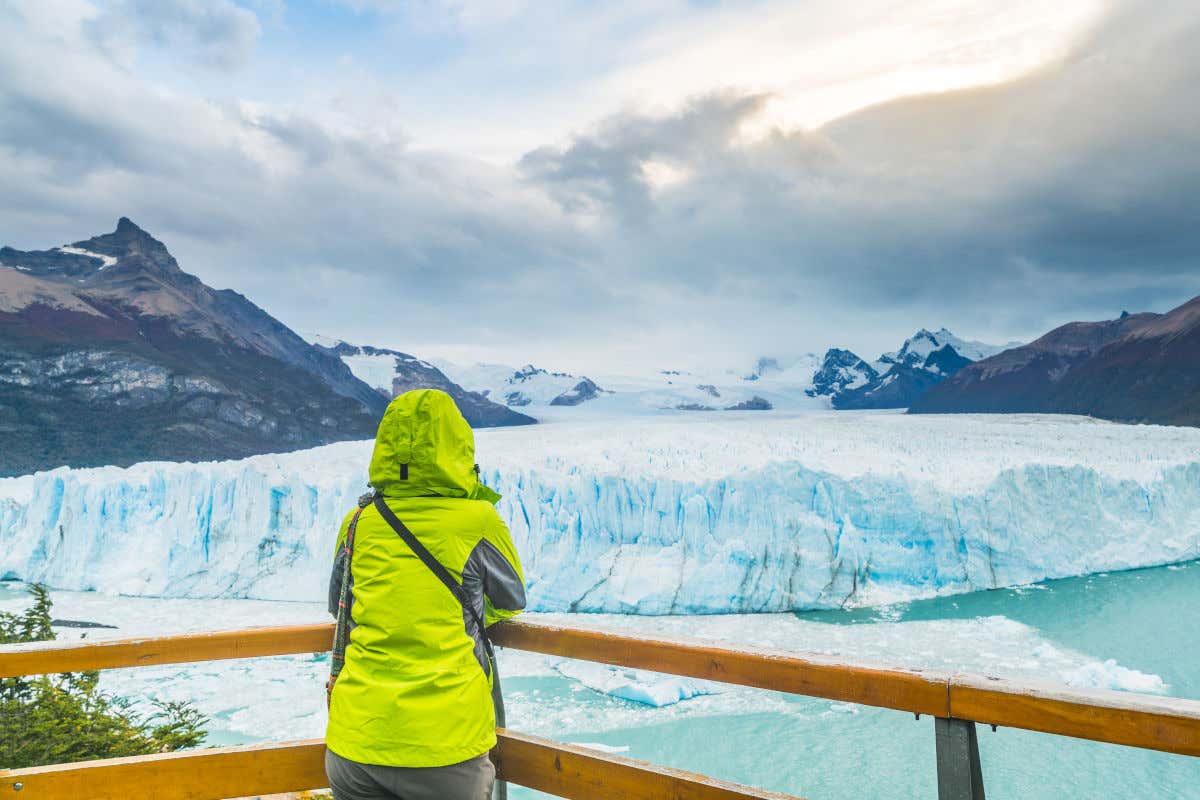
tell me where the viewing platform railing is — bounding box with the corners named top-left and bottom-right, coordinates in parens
top-left (1, 619), bottom-right (1198, 799)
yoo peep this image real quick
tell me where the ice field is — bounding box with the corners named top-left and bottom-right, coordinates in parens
top-left (2, 412), bottom-right (1199, 612)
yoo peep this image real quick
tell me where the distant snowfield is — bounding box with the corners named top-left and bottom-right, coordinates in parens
top-left (1, 412), bottom-right (1199, 612)
top-left (0, 587), bottom-right (1166, 744)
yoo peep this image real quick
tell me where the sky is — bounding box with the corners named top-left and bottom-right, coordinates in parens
top-left (1, 0), bottom-right (1197, 373)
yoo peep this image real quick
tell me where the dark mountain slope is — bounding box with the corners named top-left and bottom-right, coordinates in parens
top-left (911, 297), bottom-right (1200, 425)
top-left (0, 219), bottom-right (388, 475)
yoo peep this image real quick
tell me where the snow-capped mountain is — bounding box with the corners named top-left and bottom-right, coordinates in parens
top-left (432, 361), bottom-right (608, 408)
top-left (808, 329), bottom-right (1017, 410)
top-left (437, 355), bottom-right (827, 415)
top-left (311, 339), bottom-right (535, 428)
top-left (0, 219), bottom-right (386, 477)
top-left (885, 328), bottom-right (1011, 365)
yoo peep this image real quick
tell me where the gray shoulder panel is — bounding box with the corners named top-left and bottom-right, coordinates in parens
top-left (471, 537), bottom-right (526, 613)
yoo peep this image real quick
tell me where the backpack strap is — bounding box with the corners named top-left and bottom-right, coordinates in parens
top-left (371, 496), bottom-right (497, 670)
top-left (326, 495), bottom-right (371, 706)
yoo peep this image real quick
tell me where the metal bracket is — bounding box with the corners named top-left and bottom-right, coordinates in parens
top-left (935, 717), bottom-right (986, 800)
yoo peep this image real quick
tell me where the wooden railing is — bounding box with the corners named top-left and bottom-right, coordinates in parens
top-left (1, 618), bottom-right (1198, 800)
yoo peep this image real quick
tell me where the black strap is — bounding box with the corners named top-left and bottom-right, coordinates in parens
top-left (372, 496), bottom-right (496, 666)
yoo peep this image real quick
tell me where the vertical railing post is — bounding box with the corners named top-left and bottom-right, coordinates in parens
top-left (934, 717), bottom-right (985, 800)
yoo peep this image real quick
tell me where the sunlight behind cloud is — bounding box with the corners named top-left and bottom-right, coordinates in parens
top-left (640, 159), bottom-right (690, 190)
top-left (603, 0), bottom-right (1105, 142)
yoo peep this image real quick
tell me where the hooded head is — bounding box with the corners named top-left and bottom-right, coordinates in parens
top-left (368, 389), bottom-right (500, 503)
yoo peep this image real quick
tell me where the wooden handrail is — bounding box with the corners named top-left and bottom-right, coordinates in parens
top-left (494, 620), bottom-right (1200, 757)
top-left (490, 618), bottom-right (950, 715)
top-left (0, 623), bottom-right (335, 676)
top-left (2, 618), bottom-right (1199, 757)
top-left (0, 731), bottom-right (804, 800)
top-left (494, 729), bottom-right (802, 800)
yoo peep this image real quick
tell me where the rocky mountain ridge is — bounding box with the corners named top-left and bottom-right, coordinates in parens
top-left (806, 328), bottom-right (1013, 409)
top-left (911, 297), bottom-right (1200, 426)
top-left (311, 338), bottom-right (535, 427)
top-left (0, 219), bottom-right (390, 476)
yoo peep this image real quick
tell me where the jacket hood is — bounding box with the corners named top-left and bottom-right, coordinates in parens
top-left (368, 389), bottom-right (500, 503)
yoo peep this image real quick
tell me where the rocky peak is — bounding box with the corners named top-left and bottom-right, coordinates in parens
top-left (511, 364), bottom-right (546, 382)
top-left (549, 377), bottom-right (603, 406)
top-left (72, 218), bottom-right (179, 273)
top-left (806, 348), bottom-right (879, 399)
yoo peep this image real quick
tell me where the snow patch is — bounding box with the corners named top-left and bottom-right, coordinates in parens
top-left (57, 246), bottom-right (118, 269)
top-left (339, 353), bottom-right (398, 394)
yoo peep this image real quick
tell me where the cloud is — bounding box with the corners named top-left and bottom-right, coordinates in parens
top-left (516, 1), bottom-right (1200, 353)
top-left (0, 0), bottom-right (1197, 373)
top-left (520, 93), bottom-right (776, 222)
top-left (87, 0), bottom-right (262, 70)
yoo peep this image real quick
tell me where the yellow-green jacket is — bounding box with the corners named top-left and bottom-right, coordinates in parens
top-left (325, 389), bottom-right (526, 767)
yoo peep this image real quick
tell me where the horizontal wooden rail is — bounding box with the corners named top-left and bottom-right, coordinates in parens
top-left (0, 739), bottom-right (328, 800)
top-left (0, 623), bottom-right (335, 677)
top-left (490, 618), bottom-right (950, 715)
top-left (949, 674), bottom-right (1200, 757)
top-left (0, 731), bottom-right (803, 800)
top-left (2, 618), bottom-right (1199, 757)
top-left (494, 729), bottom-right (801, 800)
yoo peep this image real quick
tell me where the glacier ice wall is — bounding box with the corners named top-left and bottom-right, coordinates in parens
top-left (1, 413), bottom-right (1199, 612)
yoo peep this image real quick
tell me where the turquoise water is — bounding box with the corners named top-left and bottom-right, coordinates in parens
top-left (511, 562), bottom-right (1200, 800)
top-left (5, 563), bottom-right (1198, 798)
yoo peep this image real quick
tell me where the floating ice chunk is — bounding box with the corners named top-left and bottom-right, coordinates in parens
top-left (553, 660), bottom-right (720, 707)
top-left (1057, 658), bottom-right (1168, 694)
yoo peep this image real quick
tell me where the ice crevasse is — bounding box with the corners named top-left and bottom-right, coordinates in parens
top-left (1, 412), bottom-right (1199, 613)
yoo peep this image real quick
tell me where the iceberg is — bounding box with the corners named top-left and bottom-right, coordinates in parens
top-left (2, 412), bottom-right (1199, 612)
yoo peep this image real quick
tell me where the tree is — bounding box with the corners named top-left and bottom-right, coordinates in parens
top-left (0, 584), bottom-right (207, 769)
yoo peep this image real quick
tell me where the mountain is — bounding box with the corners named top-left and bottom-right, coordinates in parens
top-left (807, 329), bottom-right (1014, 409)
top-left (0, 218), bottom-right (387, 476)
top-left (910, 298), bottom-right (1200, 426)
top-left (433, 361), bottom-right (609, 408)
top-left (312, 339), bottom-right (535, 427)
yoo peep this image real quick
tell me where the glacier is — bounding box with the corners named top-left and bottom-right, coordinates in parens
top-left (1, 411), bottom-right (1199, 613)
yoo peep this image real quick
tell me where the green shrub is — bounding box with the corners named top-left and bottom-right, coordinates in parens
top-left (0, 584), bottom-right (207, 769)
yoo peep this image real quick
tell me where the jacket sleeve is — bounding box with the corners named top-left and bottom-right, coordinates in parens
top-left (327, 508), bottom-right (356, 618)
top-left (478, 509), bottom-right (526, 626)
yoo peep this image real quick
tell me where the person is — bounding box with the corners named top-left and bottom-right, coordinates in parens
top-left (325, 388), bottom-right (526, 800)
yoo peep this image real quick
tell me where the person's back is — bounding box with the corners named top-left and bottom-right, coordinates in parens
top-left (325, 389), bottom-right (526, 800)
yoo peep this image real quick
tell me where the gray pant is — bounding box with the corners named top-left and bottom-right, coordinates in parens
top-left (325, 748), bottom-right (495, 800)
